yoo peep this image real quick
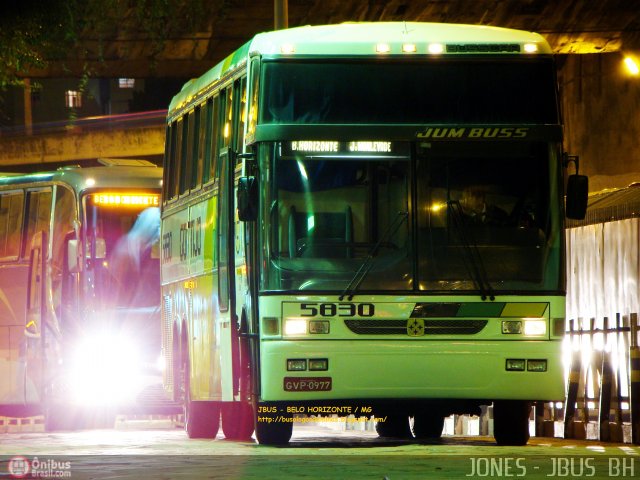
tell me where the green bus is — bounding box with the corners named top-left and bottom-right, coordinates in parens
top-left (160, 22), bottom-right (587, 445)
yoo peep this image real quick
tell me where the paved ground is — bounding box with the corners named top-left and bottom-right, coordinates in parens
top-left (0, 421), bottom-right (638, 479)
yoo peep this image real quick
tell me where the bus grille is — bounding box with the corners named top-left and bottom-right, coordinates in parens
top-left (343, 319), bottom-right (488, 335)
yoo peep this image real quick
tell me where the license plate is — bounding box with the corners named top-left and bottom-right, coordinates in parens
top-left (283, 377), bottom-right (332, 392)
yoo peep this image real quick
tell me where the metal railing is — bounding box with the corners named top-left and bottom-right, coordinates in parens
top-left (536, 313), bottom-right (640, 444)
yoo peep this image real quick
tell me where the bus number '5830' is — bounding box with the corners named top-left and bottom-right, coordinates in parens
top-left (300, 303), bottom-right (374, 317)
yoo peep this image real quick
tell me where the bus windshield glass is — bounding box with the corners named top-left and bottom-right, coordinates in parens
top-left (261, 59), bottom-right (558, 124)
top-left (83, 193), bottom-right (160, 308)
top-left (260, 140), bottom-right (562, 295)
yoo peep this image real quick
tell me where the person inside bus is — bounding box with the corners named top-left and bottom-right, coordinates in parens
top-left (109, 206), bottom-right (160, 302)
top-left (459, 186), bottom-right (509, 226)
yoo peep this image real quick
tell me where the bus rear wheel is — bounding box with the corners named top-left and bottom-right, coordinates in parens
top-left (412, 414), bottom-right (445, 439)
top-left (182, 356), bottom-right (220, 439)
top-left (221, 402), bottom-right (254, 441)
top-left (375, 414), bottom-right (412, 438)
top-left (493, 400), bottom-right (531, 446)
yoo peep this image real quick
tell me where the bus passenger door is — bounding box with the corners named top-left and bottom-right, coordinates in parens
top-left (217, 147), bottom-right (236, 398)
top-left (23, 231), bottom-right (47, 403)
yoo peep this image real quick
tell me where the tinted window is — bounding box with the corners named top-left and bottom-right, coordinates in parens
top-left (262, 59), bottom-right (558, 124)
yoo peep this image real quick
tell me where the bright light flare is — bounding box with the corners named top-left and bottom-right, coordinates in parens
top-left (376, 43), bottom-right (391, 54)
top-left (624, 57), bottom-right (639, 75)
top-left (523, 43), bottom-right (538, 53)
top-left (69, 333), bottom-right (141, 406)
top-left (284, 319), bottom-right (307, 335)
top-left (523, 319), bottom-right (547, 336)
top-left (402, 43), bottom-right (417, 53)
top-left (428, 43), bottom-right (444, 54)
top-left (430, 202), bottom-right (446, 213)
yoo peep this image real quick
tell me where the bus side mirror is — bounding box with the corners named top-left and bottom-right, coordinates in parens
top-left (566, 174), bottom-right (588, 220)
top-left (237, 176), bottom-right (258, 222)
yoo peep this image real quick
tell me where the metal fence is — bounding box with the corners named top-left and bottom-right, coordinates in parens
top-left (535, 313), bottom-right (640, 444)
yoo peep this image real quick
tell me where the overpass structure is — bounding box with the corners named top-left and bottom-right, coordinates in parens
top-left (0, 111), bottom-right (165, 170)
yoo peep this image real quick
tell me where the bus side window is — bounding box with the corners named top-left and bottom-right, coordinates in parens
top-left (166, 120), bottom-right (181, 201)
top-left (179, 112), bottom-right (193, 196)
top-left (235, 77), bottom-right (247, 159)
top-left (174, 118), bottom-right (184, 199)
top-left (52, 187), bottom-right (75, 275)
top-left (221, 86), bottom-right (232, 149)
top-left (0, 191), bottom-right (24, 260)
top-left (162, 124), bottom-right (171, 203)
top-left (192, 104), bottom-right (204, 190)
top-left (246, 58), bottom-right (259, 142)
top-left (204, 95), bottom-right (220, 184)
top-left (22, 190), bottom-right (52, 259)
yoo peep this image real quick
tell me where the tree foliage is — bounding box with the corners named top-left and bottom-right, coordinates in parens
top-left (0, 0), bottom-right (79, 88)
top-left (0, 0), bottom-right (223, 89)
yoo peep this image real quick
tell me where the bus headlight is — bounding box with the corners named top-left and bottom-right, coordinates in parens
top-left (523, 319), bottom-right (547, 336)
top-left (502, 319), bottom-right (547, 336)
top-left (284, 319), bottom-right (307, 336)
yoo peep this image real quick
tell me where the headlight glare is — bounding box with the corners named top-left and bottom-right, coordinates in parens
top-left (284, 319), bottom-right (307, 335)
top-left (524, 319), bottom-right (547, 336)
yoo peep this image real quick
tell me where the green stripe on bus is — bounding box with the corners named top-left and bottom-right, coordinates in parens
top-left (457, 303), bottom-right (505, 317)
top-left (501, 303), bottom-right (549, 317)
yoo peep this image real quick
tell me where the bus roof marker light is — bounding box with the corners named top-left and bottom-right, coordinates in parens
top-left (428, 43), bottom-right (444, 54)
top-left (524, 43), bottom-right (538, 53)
top-left (402, 43), bottom-right (417, 53)
top-left (86, 178), bottom-right (96, 187)
top-left (280, 43), bottom-right (295, 54)
top-left (376, 43), bottom-right (391, 54)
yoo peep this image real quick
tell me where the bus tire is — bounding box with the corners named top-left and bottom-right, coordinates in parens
top-left (493, 400), bottom-right (531, 446)
top-left (221, 402), bottom-right (254, 441)
top-left (182, 353), bottom-right (220, 439)
top-left (375, 415), bottom-right (412, 438)
top-left (185, 400), bottom-right (220, 439)
top-left (412, 414), bottom-right (445, 439)
top-left (254, 413), bottom-right (293, 445)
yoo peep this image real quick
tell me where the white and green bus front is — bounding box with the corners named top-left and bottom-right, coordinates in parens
top-left (244, 26), bottom-right (576, 445)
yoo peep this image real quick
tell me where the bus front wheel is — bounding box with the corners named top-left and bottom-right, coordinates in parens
top-left (375, 414), bottom-right (412, 438)
top-left (412, 414), bottom-right (445, 439)
top-left (493, 400), bottom-right (531, 446)
top-left (254, 411), bottom-right (293, 445)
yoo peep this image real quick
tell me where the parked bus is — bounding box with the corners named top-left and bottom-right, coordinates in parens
top-left (161, 22), bottom-right (587, 445)
top-left (0, 160), bottom-right (164, 430)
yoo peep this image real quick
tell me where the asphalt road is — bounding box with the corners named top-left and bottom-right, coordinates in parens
top-left (0, 420), bottom-right (638, 479)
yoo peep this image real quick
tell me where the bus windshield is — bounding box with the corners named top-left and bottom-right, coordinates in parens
top-left (83, 195), bottom-right (160, 308)
top-left (261, 59), bottom-right (558, 124)
top-left (260, 140), bottom-right (562, 295)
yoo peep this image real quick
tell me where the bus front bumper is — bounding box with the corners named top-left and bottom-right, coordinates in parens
top-left (260, 339), bottom-right (564, 403)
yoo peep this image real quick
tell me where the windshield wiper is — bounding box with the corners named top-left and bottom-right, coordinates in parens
top-left (339, 211), bottom-right (408, 301)
top-left (447, 200), bottom-right (495, 301)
